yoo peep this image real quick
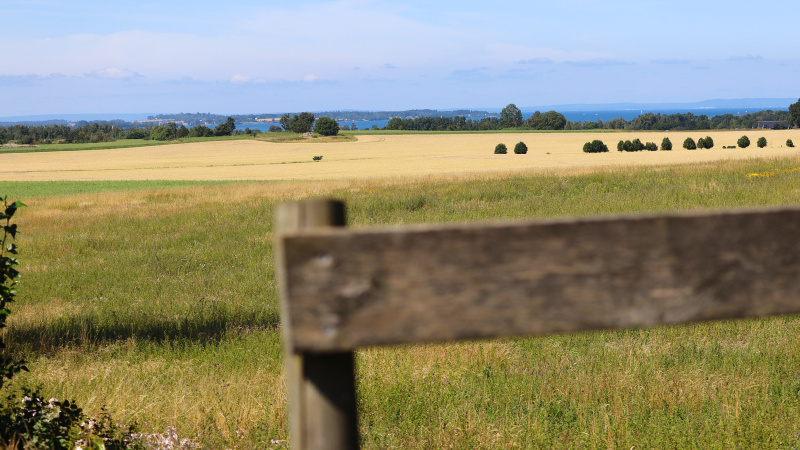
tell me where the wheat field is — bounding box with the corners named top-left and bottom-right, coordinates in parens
top-left (2, 130), bottom-right (798, 182)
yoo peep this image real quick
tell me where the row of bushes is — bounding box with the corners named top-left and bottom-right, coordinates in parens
top-left (585, 137), bottom-right (796, 153)
top-left (494, 142), bottom-right (528, 154)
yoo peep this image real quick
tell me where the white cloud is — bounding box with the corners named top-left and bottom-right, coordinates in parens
top-left (303, 74), bottom-right (319, 82)
top-left (231, 75), bottom-right (251, 83)
top-left (88, 67), bottom-right (140, 79)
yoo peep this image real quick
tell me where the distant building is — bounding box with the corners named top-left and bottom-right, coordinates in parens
top-left (757, 121), bottom-right (788, 129)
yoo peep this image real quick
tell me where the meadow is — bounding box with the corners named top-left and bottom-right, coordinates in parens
top-left (2, 132), bottom-right (800, 448)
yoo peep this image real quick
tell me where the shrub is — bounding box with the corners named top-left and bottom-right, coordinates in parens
top-left (697, 137), bottom-right (706, 149)
top-left (757, 137), bottom-right (767, 148)
top-left (617, 140), bottom-right (624, 152)
top-left (313, 117), bottom-right (340, 136)
top-left (683, 137), bottom-right (696, 150)
top-left (494, 143), bottom-right (507, 154)
top-left (268, 125), bottom-right (283, 132)
top-left (583, 140), bottom-right (609, 153)
top-left (631, 138), bottom-right (644, 151)
top-left (645, 142), bottom-right (658, 151)
top-left (513, 142), bottom-right (528, 154)
top-left (660, 137), bottom-right (672, 151)
top-left (738, 135), bottom-right (751, 148)
top-left (703, 136), bottom-right (714, 149)
top-left (312, 156), bottom-right (323, 161)
top-left (787, 139), bottom-right (795, 148)
top-left (622, 140), bottom-right (634, 152)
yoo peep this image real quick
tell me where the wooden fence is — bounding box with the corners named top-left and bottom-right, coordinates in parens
top-left (275, 200), bottom-right (800, 450)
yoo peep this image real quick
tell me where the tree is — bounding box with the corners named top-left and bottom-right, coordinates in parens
top-left (757, 136), bottom-right (767, 148)
top-left (214, 116), bottom-right (236, 136)
top-left (789, 98), bottom-right (800, 128)
top-left (631, 138), bottom-right (644, 151)
top-left (125, 126), bottom-right (146, 139)
top-left (583, 140), bottom-right (609, 153)
top-left (494, 143), bottom-right (507, 154)
top-left (661, 137), bottom-right (672, 151)
top-left (351, 122), bottom-right (357, 131)
top-left (500, 104), bottom-right (523, 128)
top-left (177, 125), bottom-right (190, 138)
top-left (617, 140), bottom-right (624, 152)
top-left (703, 136), bottom-right (714, 149)
top-left (738, 135), bottom-right (750, 148)
top-left (683, 137), bottom-right (696, 150)
top-left (314, 117), bottom-right (340, 136)
top-left (645, 142), bottom-right (658, 151)
top-left (289, 112), bottom-right (315, 133)
top-left (280, 113), bottom-right (292, 131)
top-left (514, 141), bottom-right (528, 154)
top-left (268, 125), bottom-right (283, 132)
top-left (526, 110), bottom-right (566, 130)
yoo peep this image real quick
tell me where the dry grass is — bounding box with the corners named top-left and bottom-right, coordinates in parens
top-left (2, 131), bottom-right (798, 182)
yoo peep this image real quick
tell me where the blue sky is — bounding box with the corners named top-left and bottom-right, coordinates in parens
top-left (2, 0), bottom-right (799, 116)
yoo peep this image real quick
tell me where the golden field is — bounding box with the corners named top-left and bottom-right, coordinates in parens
top-left (2, 130), bottom-right (798, 181)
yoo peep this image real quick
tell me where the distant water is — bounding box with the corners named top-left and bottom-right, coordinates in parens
top-left (240, 107), bottom-right (784, 132)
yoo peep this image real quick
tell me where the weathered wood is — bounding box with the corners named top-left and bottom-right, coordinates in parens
top-left (278, 206), bottom-right (800, 352)
top-left (276, 200), bottom-right (358, 450)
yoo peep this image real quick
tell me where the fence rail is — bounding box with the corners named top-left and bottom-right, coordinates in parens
top-left (275, 200), bottom-right (800, 450)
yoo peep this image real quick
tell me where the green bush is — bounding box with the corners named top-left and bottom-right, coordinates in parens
top-left (631, 138), bottom-right (644, 151)
top-left (703, 136), bottom-right (714, 149)
top-left (683, 137), bottom-right (696, 150)
top-left (660, 137), bottom-right (672, 151)
top-left (582, 140), bottom-right (609, 153)
top-left (513, 142), bottom-right (528, 154)
top-left (757, 137), bottom-right (767, 148)
top-left (787, 139), bottom-right (795, 148)
top-left (617, 140), bottom-right (624, 152)
top-left (494, 143), bottom-right (507, 154)
top-left (312, 156), bottom-right (323, 161)
top-left (313, 117), bottom-right (340, 136)
top-left (697, 137), bottom-right (706, 149)
top-left (738, 135), bottom-right (750, 148)
top-left (622, 140), bottom-right (634, 152)
top-left (644, 142), bottom-right (658, 151)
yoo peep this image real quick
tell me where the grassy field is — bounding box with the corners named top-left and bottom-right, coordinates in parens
top-left (3, 149), bottom-right (800, 448)
top-left (1, 130), bottom-right (798, 183)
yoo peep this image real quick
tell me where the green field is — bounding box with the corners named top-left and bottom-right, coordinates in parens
top-left (4, 155), bottom-right (800, 448)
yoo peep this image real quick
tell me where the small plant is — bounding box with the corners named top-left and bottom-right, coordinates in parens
top-left (788, 139), bottom-right (795, 148)
top-left (644, 142), bottom-right (658, 151)
top-left (757, 137), bottom-right (767, 148)
top-left (0, 197), bottom-right (27, 389)
top-left (494, 143), bottom-right (507, 154)
top-left (582, 140), bottom-right (608, 153)
top-left (683, 137), bottom-right (696, 150)
top-left (513, 142), bottom-right (528, 154)
top-left (312, 156), bottom-right (323, 161)
top-left (738, 135), bottom-right (750, 148)
top-left (660, 137), bottom-right (672, 151)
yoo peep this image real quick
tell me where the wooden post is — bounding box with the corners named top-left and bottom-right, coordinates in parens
top-left (276, 200), bottom-right (359, 450)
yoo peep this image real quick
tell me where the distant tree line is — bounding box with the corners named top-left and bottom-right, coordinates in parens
top-left (564, 109), bottom-right (793, 131)
top-left (0, 117), bottom-right (241, 145)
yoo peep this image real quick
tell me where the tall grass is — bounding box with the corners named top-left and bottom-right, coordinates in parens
top-left (5, 155), bottom-right (800, 448)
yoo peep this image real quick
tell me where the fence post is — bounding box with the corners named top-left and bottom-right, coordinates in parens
top-left (276, 200), bottom-right (359, 450)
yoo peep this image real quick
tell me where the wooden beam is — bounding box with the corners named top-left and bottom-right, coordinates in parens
top-left (278, 207), bottom-right (800, 352)
top-left (276, 200), bottom-right (358, 450)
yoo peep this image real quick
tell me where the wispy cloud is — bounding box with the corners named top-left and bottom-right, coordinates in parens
top-left (564, 59), bottom-right (633, 67)
top-left (87, 68), bottom-right (141, 79)
top-left (728, 55), bottom-right (763, 61)
top-left (517, 57), bottom-right (553, 65)
top-left (651, 58), bottom-right (691, 65)
top-left (383, 63), bottom-right (397, 70)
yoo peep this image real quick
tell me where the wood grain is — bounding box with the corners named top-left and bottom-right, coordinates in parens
top-left (278, 207), bottom-right (800, 352)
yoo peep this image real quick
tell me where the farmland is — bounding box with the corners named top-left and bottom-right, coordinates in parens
top-left (2, 131), bottom-right (800, 448)
top-left (1, 130), bottom-right (798, 182)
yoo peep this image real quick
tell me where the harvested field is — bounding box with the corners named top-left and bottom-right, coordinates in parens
top-left (2, 130), bottom-right (798, 181)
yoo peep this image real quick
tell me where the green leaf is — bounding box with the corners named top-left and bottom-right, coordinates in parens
top-left (11, 201), bottom-right (25, 208)
top-left (3, 224), bottom-right (17, 238)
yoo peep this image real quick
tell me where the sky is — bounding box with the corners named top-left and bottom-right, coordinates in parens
top-left (1, 0), bottom-right (799, 116)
